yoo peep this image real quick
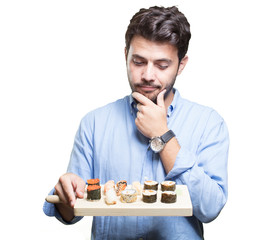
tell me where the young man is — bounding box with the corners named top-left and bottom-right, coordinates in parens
top-left (44, 6), bottom-right (229, 239)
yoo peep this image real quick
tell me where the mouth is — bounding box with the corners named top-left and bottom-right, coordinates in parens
top-left (135, 84), bottom-right (161, 93)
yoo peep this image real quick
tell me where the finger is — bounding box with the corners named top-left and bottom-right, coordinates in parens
top-left (54, 182), bottom-right (68, 204)
top-left (136, 110), bottom-right (143, 119)
top-left (60, 176), bottom-right (76, 207)
top-left (132, 92), bottom-right (153, 106)
top-left (75, 179), bottom-right (86, 199)
top-left (137, 103), bottom-right (143, 112)
top-left (156, 89), bottom-right (166, 108)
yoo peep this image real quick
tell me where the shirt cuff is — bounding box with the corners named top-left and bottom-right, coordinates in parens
top-left (165, 146), bottom-right (196, 180)
top-left (43, 188), bottom-right (83, 225)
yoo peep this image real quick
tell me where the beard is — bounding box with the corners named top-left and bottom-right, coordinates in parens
top-left (129, 76), bottom-right (177, 104)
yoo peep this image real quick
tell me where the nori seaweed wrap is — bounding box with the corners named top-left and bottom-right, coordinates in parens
top-left (87, 185), bottom-right (101, 200)
top-left (161, 181), bottom-right (176, 192)
top-left (144, 180), bottom-right (158, 190)
top-left (161, 191), bottom-right (176, 203)
top-left (142, 190), bottom-right (157, 203)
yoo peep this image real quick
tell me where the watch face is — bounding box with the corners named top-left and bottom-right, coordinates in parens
top-left (150, 137), bottom-right (165, 153)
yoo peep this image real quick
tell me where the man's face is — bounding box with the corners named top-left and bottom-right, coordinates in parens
top-left (126, 35), bottom-right (187, 103)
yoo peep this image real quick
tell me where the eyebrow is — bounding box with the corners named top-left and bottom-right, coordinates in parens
top-left (132, 54), bottom-right (172, 64)
top-left (132, 54), bottom-right (145, 60)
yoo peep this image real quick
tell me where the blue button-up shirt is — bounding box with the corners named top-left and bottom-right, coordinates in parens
top-left (43, 89), bottom-right (229, 240)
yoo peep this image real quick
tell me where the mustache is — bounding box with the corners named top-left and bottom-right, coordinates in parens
top-left (134, 83), bottom-right (161, 89)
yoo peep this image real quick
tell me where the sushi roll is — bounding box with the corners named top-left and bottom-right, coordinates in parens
top-left (105, 188), bottom-right (117, 205)
top-left (161, 191), bottom-right (177, 203)
top-left (132, 181), bottom-right (142, 195)
top-left (144, 180), bottom-right (158, 190)
top-left (116, 180), bottom-right (127, 196)
top-left (87, 178), bottom-right (100, 186)
top-left (142, 190), bottom-right (157, 203)
top-left (161, 181), bottom-right (176, 192)
top-left (87, 185), bottom-right (101, 200)
top-left (104, 180), bottom-right (115, 194)
top-left (120, 189), bottom-right (137, 203)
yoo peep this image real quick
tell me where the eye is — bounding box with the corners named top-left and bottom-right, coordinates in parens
top-left (132, 58), bottom-right (145, 66)
top-left (157, 64), bottom-right (168, 70)
top-left (156, 60), bottom-right (170, 70)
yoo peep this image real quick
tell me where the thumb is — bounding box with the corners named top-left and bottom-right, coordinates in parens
top-left (157, 89), bottom-right (166, 108)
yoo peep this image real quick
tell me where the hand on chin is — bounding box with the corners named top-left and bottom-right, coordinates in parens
top-left (137, 90), bottom-right (159, 104)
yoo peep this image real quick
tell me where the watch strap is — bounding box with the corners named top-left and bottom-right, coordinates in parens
top-left (161, 130), bottom-right (175, 143)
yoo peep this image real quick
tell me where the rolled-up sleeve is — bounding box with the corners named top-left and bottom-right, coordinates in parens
top-left (166, 110), bottom-right (229, 223)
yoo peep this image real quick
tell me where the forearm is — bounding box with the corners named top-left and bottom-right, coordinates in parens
top-left (166, 146), bottom-right (228, 223)
top-left (55, 202), bottom-right (75, 222)
top-left (164, 111), bottom-right (229, 222)
top-left (43, 188), bottom-right (83, 225)
top-left (179, 161), bottom-right (227, 223)
top-left (159, 137), bottom-right (180, 174)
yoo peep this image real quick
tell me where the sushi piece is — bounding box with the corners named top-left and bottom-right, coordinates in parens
top-left (105, 188), bottom-right (117, 205)
top-left (161, 191), bottom-right (177, 203)
top-left (115, 180), bottom-right (127, 196)
top-left (132, 181), bottom-right (142, 195)
top-left (161, 181), bottom-right (176, 192)
top-left (120, 189), bottom-right (137, 203)
top-left (87, 185), bottom-right (101, 200)
top-left (144, 180), bottom-right (158, 190)
top-left (142, 190), bottom-right (157, 203)
top-left (87, 178), bottom-right (100, 186)
top-left (104, 180), bottom-right (115, 194)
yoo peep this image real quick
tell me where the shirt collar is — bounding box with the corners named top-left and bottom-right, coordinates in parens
top-left (129, 94), bottom-right (137, 114)
top-left (167, 88), bottom-right (179, 117)
top-left (129, 88), bottom-right (180, 118)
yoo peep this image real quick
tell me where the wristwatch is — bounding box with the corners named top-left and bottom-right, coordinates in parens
top-left (150, 130), bottom-right (175, 153)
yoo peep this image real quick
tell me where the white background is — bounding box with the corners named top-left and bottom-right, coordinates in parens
top-left (1, 0), bottom-right (278, 239)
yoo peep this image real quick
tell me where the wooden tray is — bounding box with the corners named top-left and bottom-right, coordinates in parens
top-left (74, 185), bottom-right (192, 216)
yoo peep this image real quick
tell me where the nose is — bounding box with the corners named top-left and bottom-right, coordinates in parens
top-left (142, 63), bottom-right (155, 82)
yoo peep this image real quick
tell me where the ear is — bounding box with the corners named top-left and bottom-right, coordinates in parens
top-left (177, 55), bottom-right (188, 75)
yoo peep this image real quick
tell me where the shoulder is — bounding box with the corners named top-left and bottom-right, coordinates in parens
top-left (177, 94), bottom-right (229, 143)
top-left (74, 96), bottom-right (129, 135)
top-left (175, 92), bottom-right (225, 129)
top-left (80, 96), bottom-right (129, 123)
top-left (179, 95), bottom-right (222, 118)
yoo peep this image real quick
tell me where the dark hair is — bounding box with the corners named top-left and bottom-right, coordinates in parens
top-left (125, 6), bottom-right (191, 62)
